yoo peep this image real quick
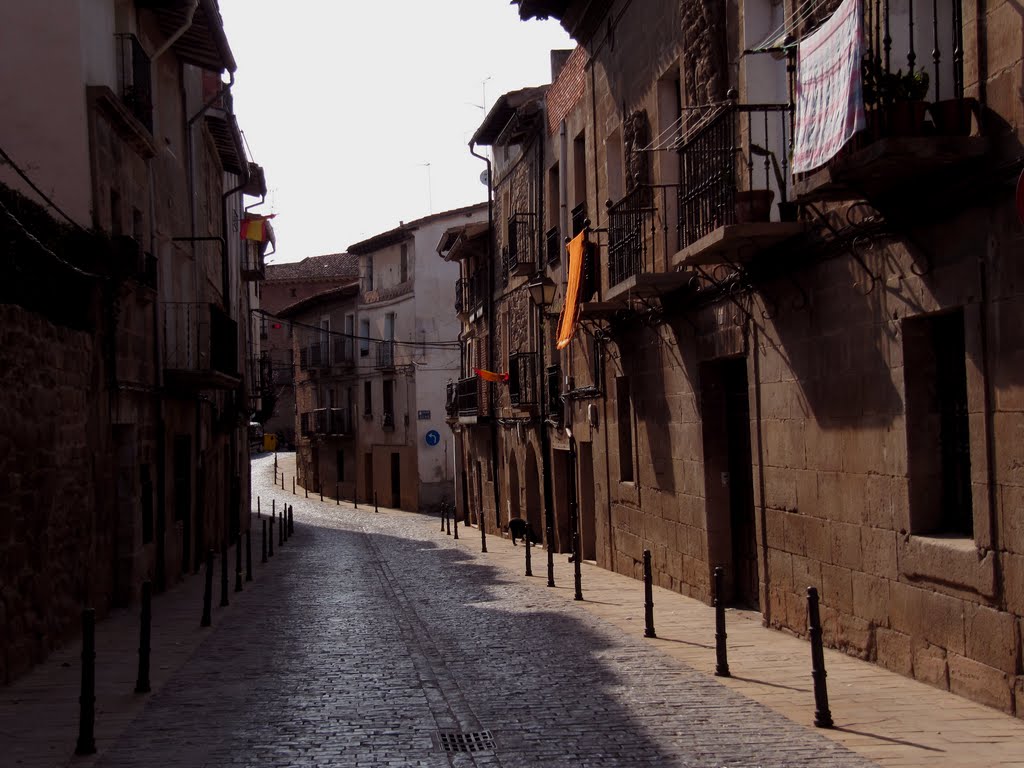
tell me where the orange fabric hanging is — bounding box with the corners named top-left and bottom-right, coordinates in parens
top-left (556, 231), bottom-right (586, 350)
top-left (474, 368), bottom-right (508, 383)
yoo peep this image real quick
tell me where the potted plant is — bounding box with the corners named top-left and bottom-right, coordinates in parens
top-left (750, 143), bottom-right (799, 222)
top-left (887, 69), bottom-right (930, 135)
top-left (928, 95), bottom-right (978, 136)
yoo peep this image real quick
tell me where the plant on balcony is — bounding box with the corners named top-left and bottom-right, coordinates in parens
top-left (749, 143), bottom-right (798, 222)
top-left (862, 60), bottom-right (930, 137)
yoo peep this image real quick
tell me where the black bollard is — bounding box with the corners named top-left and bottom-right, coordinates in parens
top-left (305, 484), bottom-right (308, 498)
top-left (74, 608), bottom-right (97, 755)
top-left (220, 540), bottom-right (229, 607)
top-left (441, 504), bottom-right (446, 532)
top-left (480, 509), bottom-right (487, 553)
top-left (272, 498), bottom-right (275, 521)
top-left (453, 505), bottom-right (458, 540)
top-left (234, 534), bottom-right (243, 593)
top-left (288, 505), bottom-right (294, 535)
top-left (374, 491), bottom-right (379, 514)
top-left (281, 472), bottom-right (285, 490)
top-left (713, 566), bottom-right (731, 677)
top-left (336, 483), bottom-right (340, 505)
top-left (525, 538), bottom-right (533, 577)
top-left (292, 477), bottom-right (295, 495)
top-left (261, 519), bottom-right (268, 563)
top-left (643, 550), bottom-right (657, 639)
top-left (546, 525), bottom-right (555, 587)
top-left (274, 452), bottom-right (278, 472)
top-left (808, 586), bottom-right (834, 728)
top-left (245, 528), bottom-right (253, 581)
top-left (257, 495), bottom-right (261, 518)
top-left (279, 507), bottom-right (285, 546)
top-left (320, 484), bottom-right (323, 502)
top-left (201, 550), bottom-right (213, 627)
top-left (135, 582), bottom-right (152, 693)
top-left (268, 514), bottom-right (275, 558)
top-left (446, 508), bottom-right (451, 536)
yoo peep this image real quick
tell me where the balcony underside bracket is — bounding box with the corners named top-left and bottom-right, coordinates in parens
top-left (805, 202), bottom-right (879, 296)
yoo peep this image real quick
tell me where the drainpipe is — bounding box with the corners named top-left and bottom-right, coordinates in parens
top-left (559, 120), bottom-right (568, 285)
top-left (151, 0), bottom-right (200, 61)
top-left (468, 140), bottom-right (502, 533)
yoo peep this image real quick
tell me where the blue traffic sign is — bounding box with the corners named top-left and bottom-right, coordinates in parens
top-left (425, 429), bottom-right (440, 446)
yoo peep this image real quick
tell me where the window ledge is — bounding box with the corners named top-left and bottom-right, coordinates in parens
top-left (898, 533), bottom-right (996, 599)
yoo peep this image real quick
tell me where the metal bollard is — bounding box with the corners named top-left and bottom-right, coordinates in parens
top-left (453, 505), bottom-right (458, 539)
top-left (546, 525), bottom-right (554, 587)
top-left (135, 582), bottom-right (152, 693)
top-left (74, 608), bottom-right (97, 755)
top-left (480, 509), bottom-right (487, 553)
top-left (320, 485), bottom-right (323, 502)
top-left (220, 540), bottom-right (229, 607)
top-left (234, 534), bottom-right (243, 593)
top-left (441, 504), bottom-right (447, 532)
top-left (274, 453), bottom-right (278, 472)
top-left (292, 477), bottom-right (295, 495)
top-left (279, 507), bottom-right (285, 546)
top-left (525, 538), bottom-right (533, 577)
top-left (201, 550), bottom-right (213, 627)
top-left (281, 472), bottom-right (285, 490)
top-left (257, 495), bottom-right (261, 518)
top-left (713, 566), bottom-right (731, 677)
top-left (272, 498), bottom-right (275, 519)
top-left (268, 514), bottom-right (275, 558)
top-left (336, 482), bottom-right (340, 505)
top-left (808, 586), bottom-right (834, 728)
top-left (305, 484), bottom-right (308, 498)
top-left (245, 528), bottom-right (253, 581)
top-left (374, 491), bottom-right (379, 514)
top-left (643, 550), bottom-right (657, 638)
top-left (261, 519), bottom-right (268, 563)
top-left (288, 505), bottom-right (294, 535)
top-left (446, 507), bottom-right (451, 536)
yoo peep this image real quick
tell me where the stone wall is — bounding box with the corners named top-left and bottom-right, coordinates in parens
top-left (0, 304), bottom-right (114, 684)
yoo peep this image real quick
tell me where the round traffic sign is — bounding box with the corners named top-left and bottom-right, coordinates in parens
top-left (425, 429), bottom-right (440, 446)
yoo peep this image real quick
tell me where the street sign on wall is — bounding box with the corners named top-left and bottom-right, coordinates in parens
top-left (425, 430), bottom-right (440, 446)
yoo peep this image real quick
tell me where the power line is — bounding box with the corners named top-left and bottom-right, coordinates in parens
top-left (251, 308), bottom-right (462, 349)
top-left (0, 144), bottom-right (88, 232)
top-left (0, 197), bottom-right (102, 279)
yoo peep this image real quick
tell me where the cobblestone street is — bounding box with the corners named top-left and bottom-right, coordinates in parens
top-left (92, 453), bottom-right (872, 767)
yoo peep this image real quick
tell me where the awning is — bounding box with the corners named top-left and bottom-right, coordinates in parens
top-left (138, 0), bottom-right (236, 73)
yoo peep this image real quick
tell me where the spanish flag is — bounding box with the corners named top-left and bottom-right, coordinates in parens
top-left (474, 368), bottom-right (508, 383)
top-left (556, 230), bottom-right (586, 350)
top-left (240, 214), bottom-right (276, 242)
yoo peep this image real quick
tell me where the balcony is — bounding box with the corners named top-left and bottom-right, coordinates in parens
top-left (545, 364), bottom-right (563, 426)
top-left (570, 202), bottom-right (587, 237)
top-left (508, 352), bottom-right (538, 407)
top-left (672, 102), bottom-right (804, 269)
top-left (376, 340), bottom-right (396, 370)
top-left (445, 381), bottom-right (458, 418)
top-left (791, 0), bottom-right (986, 203)
top-left (382, 411), bottom-right (395, 431)
top-left (163, 302), bottom-right (239, 390)
top-left (545, 226), bottom-right (561, 266)
top-left (506, 213), bottom-right (537, 277)
top-left (115, 34), bottom-right (152, 134)
top-left (299, 341), bottom-right (330, 371)
top-left (455, 277), bottom-right (469, 318)
top-left (453, 376), bottom-right (488, 421)
top-left (332, 338), bottom-right (355, 369)
top-left (302, 408), bottom-right (353, 437)
top-left (240, 241), bottom-right (265, 281)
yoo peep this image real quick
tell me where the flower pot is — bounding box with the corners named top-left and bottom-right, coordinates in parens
top-left (884, 100), bottom-right (929, 136)
top-left (777, 201), bottom-right (799, 222)
top-left (734, 189), bottom-right (775, 224)
top-left (928, 97), bottom-right (977, 136)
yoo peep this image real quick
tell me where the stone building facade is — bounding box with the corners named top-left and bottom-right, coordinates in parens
top-left (260, 253), bottom-right (359, 447)
top-left (443, 0), bottom-right (1024, 714)
top-left (0, 1), bottom-right (264, 683)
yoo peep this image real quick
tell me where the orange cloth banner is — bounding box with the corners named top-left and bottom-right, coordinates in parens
top-left (556, 231), bottom-right (586, 350)
top-left (240, 214), bottom-right (276, 242)
top-left (474, 368), bottom-right (508, 383)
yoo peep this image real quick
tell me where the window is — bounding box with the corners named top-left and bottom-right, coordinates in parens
top-left (904, 309), bottom-right (973, 536)
top-left (363, 380), bottom-right (372, 416)
top-left (616, 376), bottom-right (634, 482)
top-left (382, 379), bottom-right (394, 428)
top-left (400, 243), bottom-right (409, 283)
top-left (365, 254), bottom-right (374, 292)
top-left (385, 312), bottom-right (395, 341)
top-left (573, 130), bottom-right (587, 209)
top-left (344, 314), bottom-right (355, 360)
top-left (359, 318), bottom-right (370, 357)
top-left (606, 129), bottom-right (624, 202)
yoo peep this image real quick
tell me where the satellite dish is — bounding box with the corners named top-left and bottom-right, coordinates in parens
top-left (479, 169), bottom-right (490, 186)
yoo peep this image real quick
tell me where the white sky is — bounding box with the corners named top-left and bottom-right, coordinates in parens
top-left (218, 1), bottom-right (571, 264)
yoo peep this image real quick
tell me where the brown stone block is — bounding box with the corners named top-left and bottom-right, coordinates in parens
top-left (922, 590), bottom-right (967, 655)
top-left (785, 589), bottom-right (809, 634)
top-left (764, 466), bottom-right (798, 512)
top-left (829, 521), bottom-right (863, 570)
top-left (861, 474), bottom-right (899, 531)
top-left (889, 580), bottom-right (924, 636)
top-left (804, 516), bottom-right (831, 562)
top-left (821, 563), bottom-right (854, 612)
top-left (996, 413), bottom-right (1024, 486)
top-left (912, 639), bottom-right (950, 689)
top-left (768, 548), bottom-right (794, 591)
top-left (986, 69), bottom-right (1023, 138)
top-left (804, 426), bottom-right (843, 472)
top-left (860, 526), bottom-right (898, 580)
top-left (987, 1), bottom-right (1024, 79)
top-left (764, 421), bottom-right (806, 469)
top-left (838, 613), bottom-right (873, 657)
top-left (1016, 675), bottom-right (1024, 721)
top-left (964, 603), bottom-right (1018, 674)
top-left (784, 511), bottom-right (808, 556)
top-left (795, 469), bottom-right (818, 515)
top-left (876, 628), bottom-right (913, 675)
top-left (767, 587), bottom-right (788, 626)
top-left (851, 571), bottom-right (890, 625)
top-left (1002, 552), bottom-right (1024, 615)
top-left (949, 653), bottom-right (1014, 712)
top-left (791, 554), bottom-right (822, 595)
top-left (898, 536), bottom-right (997, 601)
top-left (765, 507), bottom-right (787, 550)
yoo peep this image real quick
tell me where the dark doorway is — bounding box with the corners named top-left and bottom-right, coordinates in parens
top-left (578, 441), bottom-right (596, 560)
top-left (507, 452), bottom-right (520, 527)
top-left (364, 453), bottom-right (373, 505)
top-left (524, 444), bottom-right (542, 538)
top-left (390, 452), bottom-right (401, 509)
top-left (700, 357), bottom-right (758, 609)
top-left (173, 435), bottom-right (191, 573)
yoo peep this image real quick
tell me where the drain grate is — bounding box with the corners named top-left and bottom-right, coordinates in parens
top-left (437, 730), bottom-right (495, 753)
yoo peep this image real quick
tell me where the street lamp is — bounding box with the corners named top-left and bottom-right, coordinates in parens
top-left (527, 273), bottom-right (557, 587)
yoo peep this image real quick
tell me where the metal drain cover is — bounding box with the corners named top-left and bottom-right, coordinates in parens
top-left (437, 730), bottom-right (495, 753)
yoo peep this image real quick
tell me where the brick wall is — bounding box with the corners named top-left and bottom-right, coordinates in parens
top-left (546, 46), bottom-right (587, 134)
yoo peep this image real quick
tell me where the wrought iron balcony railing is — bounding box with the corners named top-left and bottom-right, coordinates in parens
top-left (163, 302), bottom-right (238, 383)
top-left (382, 411), bottom-right (395, 430)
top-left (376, 339), bottom-right (395, 370)
top-left (507, 212), bottom-right (537, 276)
top-left (241, 241), bottom-right (265, 281)
top-left (607, 185), bottom-right (656, 287)
top-left (508, 352), bottom-right (538, 407)
top-left (677, 102), bottom-right (791, 250)
top-left (545, 225), bottom-right (561, 266)
top-left (116, 34), bottom-right (153, 133)
top-left (332, 338), bottom-right (355, 368)
top-left (455, 277), bottom-right (469, 316)
top-left (299, 341), bottom-right (330, 370)
top-left (571, 202), bottom-right (587, 237)
top-left (303, 408), bottom-right (353, 436)
top-left (456, 376), bottom-right (479, 417)
top-left (445, 381), bottom-right (458, 417)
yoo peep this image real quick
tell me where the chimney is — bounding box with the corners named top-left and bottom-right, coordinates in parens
top-left (550, 49), bottom-right (573, 83)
